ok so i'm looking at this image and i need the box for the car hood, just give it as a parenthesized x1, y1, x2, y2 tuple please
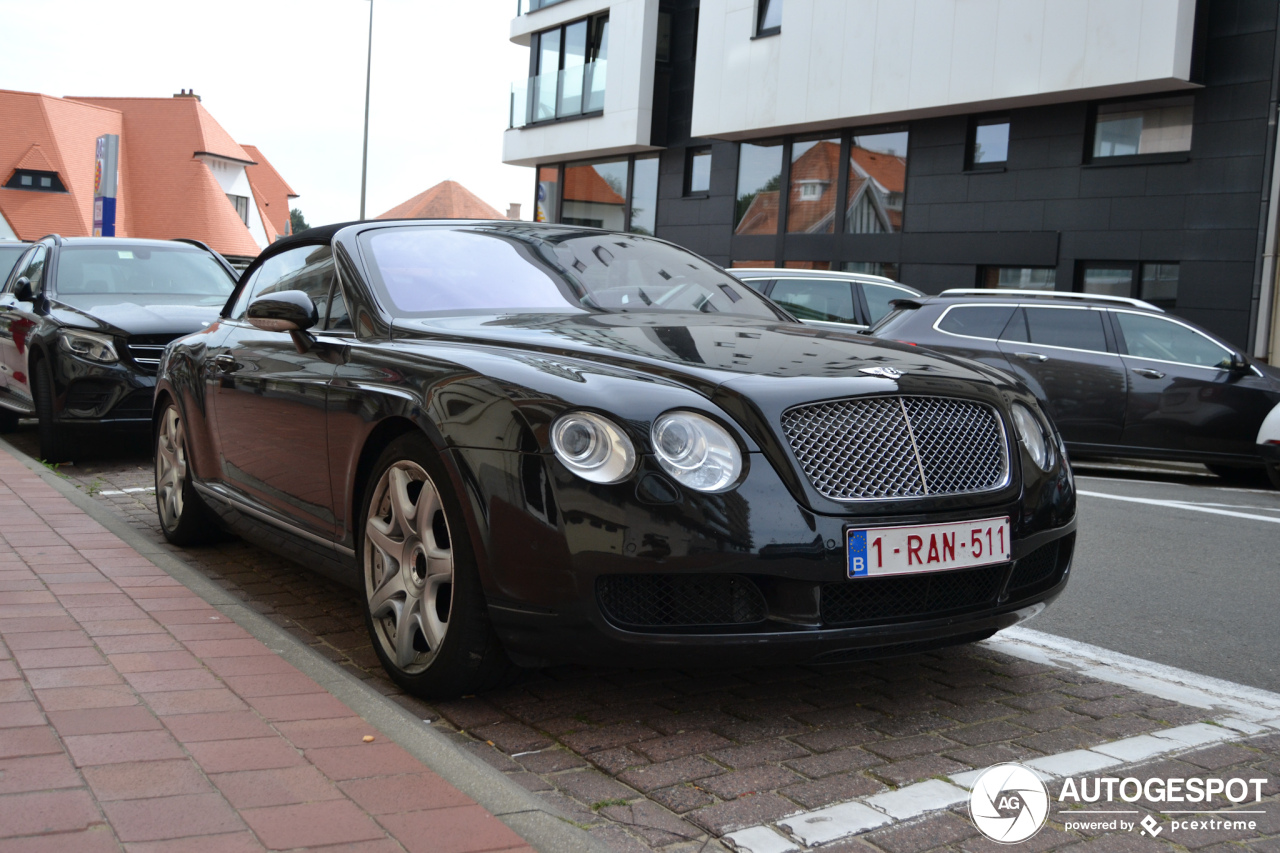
(50, 295, 223, 337)
(394, 312, 1014, 398)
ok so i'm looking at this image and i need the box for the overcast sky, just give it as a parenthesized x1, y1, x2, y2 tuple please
(0, 0, 534, 226)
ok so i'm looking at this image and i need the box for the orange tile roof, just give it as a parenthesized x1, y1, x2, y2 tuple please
(69, 96, 263, 257)
(0, 89, 123, 238)
(563, 165, 625, 206)
(378, 180, 505, 220)
(242, 145, 297, 241)
(786, 141, 840, 234)
(850, 146, 906, 194)
(14, 144, 56, 172)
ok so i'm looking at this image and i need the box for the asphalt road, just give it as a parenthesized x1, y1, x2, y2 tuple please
(1035, 464, 1280, 693)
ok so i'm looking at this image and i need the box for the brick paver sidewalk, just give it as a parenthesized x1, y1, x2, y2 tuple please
(0, 449, 536, 852)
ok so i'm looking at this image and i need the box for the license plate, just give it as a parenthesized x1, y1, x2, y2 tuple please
(846, 516, 1011, 578)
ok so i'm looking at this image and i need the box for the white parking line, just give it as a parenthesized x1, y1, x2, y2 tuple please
(1077, 489, 1280, 525)
(97, 486, 155, 496)
(722, 629, 1280, 852)
(1076, 474, 1278, 496)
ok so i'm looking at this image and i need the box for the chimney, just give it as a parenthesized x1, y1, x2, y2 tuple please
(173, 89, 201, 102)
(506, 203, 522, 221)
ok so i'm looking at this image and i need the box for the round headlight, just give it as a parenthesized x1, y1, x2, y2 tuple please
(1010, 403, 1051, 472)
(550, 412, 636, 484)
(651, 411, 742, 492)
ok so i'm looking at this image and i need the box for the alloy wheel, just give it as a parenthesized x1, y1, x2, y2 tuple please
(364, 461, 454, 673)
(155, 406, 187, 531)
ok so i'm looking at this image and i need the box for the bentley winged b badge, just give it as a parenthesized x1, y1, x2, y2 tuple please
(859, 366, 904, 379)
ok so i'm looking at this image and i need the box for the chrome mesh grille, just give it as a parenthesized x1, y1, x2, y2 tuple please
(781, 396, 1008, 500)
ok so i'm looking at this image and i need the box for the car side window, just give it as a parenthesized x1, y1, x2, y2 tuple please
(3, 248, 36, 292)
(325, 278, 351, 332)
(1023, 307, 1108, 352)
(20, 246, 49, 297)
(1115, 312, 1232, 367)
(938, 305, 1017, 339)
(769, 278, 855, 323)
(862, 283, 913, 325)
(230, 245, 333, 321)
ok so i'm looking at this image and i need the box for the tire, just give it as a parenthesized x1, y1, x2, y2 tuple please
(33, 358, 69, 463)
(154, 400, 219, 545)
(1266, 461, 1280, 490)
(0, 407, 19, 434)
(359, 432, 510, 698)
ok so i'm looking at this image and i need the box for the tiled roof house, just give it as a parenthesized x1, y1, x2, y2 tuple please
(0, 89, 295, 262)
(377, 181, 505, 220)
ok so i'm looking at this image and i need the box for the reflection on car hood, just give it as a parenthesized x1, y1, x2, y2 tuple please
(395, 312, 1007, 390)
(51, 295, 223, 337)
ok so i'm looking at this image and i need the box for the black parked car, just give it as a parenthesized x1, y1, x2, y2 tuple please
(870, 290, 1280, 487)
(155, 221, 1076, 697)
(0, 235, 238, 460)
(729, 268, 922, 331)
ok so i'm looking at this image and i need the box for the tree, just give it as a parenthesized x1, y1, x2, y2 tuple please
(289, 208, 310, 234)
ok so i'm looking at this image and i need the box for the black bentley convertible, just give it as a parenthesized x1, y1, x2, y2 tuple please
(154, 221, 1077, 697)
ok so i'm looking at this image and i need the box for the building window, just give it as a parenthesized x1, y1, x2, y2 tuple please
(980, 267, 1056, 290)
(4, 169, 66, 192)
(535, 166, 560, 223)
(526, 14, 608, 126)
(1091, 95, 1193, 160)
(1140, 263, 1179, 309)
(843, 261, 900, 281)
(227, 194, 250, 225)
(757, 0, 782, 36)
(536, 155, 659, 234)
(629, 154, 660, 235)
(847, 129, 908, 234)
(685, 146, 712, 195)
(787, 138, 838, 234)
(1080, 263, 1137, 298)
(968, 116, 1010, 169)
(735, 142, 783, 234)
(563, 159, 628, 230)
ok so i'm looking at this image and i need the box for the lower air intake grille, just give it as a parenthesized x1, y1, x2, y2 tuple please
(597, 574, 767, 628)
(781, 396, 1009, 500)
(1007, 534, 1073, 597)
(820, 564, 1008, 627)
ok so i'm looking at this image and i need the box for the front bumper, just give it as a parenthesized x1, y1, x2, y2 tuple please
(456, 441, 1077, 668)
(53, 354, 156, 427)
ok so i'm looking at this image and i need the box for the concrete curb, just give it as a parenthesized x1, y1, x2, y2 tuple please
(3, 437, 607, 853)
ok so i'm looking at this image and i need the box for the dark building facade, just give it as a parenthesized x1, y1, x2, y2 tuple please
(505, 0, 1280, 359)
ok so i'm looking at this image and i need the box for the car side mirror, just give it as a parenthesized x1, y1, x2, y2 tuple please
(247, 290, 320, 354)
(1228, 352, 1250, 374)
(12, 277, 33, 302)
(247, 290, 319, 333)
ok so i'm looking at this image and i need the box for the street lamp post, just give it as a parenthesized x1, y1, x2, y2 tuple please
(359, 0, 374, 220)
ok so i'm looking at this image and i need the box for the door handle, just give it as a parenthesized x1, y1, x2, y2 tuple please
(1014, 352, 1048, 362)
(1131, 367, 1165, 379)
(212, 354, 238, 373)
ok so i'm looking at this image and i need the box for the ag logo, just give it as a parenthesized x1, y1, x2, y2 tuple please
(859, 366, 903, 379)
(969, 763, 1050, 844)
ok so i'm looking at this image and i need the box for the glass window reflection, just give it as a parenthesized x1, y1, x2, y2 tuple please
(787, 138, 839, 234)
(563, 159, 628, 231)
(758, 0, 782, 34)
(630, 155, 660, 235)
(847, 130, 908, 234)
(1093, 96, 1193, 158)
(735, 142, 783, 234)
(971, 118, 1010, 167)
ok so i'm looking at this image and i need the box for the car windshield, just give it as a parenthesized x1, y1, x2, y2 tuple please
(360, 225, 786, 320)
(54, 246, 236, 306)
(0, 245, 27, 282)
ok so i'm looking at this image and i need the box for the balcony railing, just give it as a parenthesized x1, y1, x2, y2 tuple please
(510, 60, 606, 129)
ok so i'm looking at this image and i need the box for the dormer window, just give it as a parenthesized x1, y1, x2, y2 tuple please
(797, 180, 827, 201)
(5, 170, 66, 192)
